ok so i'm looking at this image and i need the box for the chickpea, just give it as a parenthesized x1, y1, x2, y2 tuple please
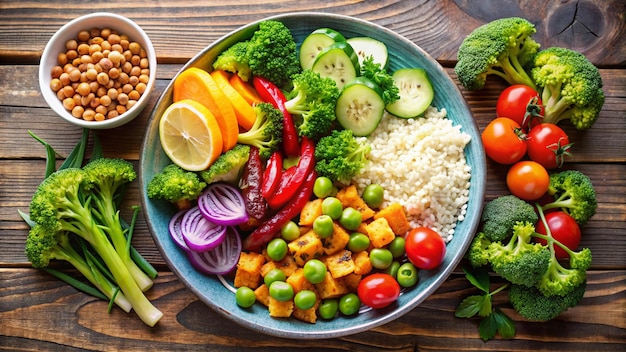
(72, 105, 85, 118)
(128, 90, 140, 101)
(117, 92, 129, 105)
(108, 67, 120, 79)
(107, 88, 118, 100)
(77, 43, 90, 55)
(91, 50, 104, 63)
(94, 112, 106, 121)
(65, 39, 78, 51)
(57, 52, 68, 66)
(135, 82, 147, 94)
(62, 85, 74, 98)
(129, 65, 141, 77)
(50, 78, 63, 91)
(62, 97, 76, 110)
(85, 68, 98, 81)
(68, 69, 81, 82)
(129, 41, 141, 55)
(82, 108, 96, 121)
(89, 27, 100, 38)
(66, 50, 78, 61)
(100, 95, 112, 106)
(117, 72, 129, 85)
(140, 57, 149, 69)
(108, 33, 121, 45)
(77, 30, 90, 42)
(107, 110, 119, 119)
(97, 72, 110, 85)
(100, 28, 112, 38)
(128, 75, 139, 87)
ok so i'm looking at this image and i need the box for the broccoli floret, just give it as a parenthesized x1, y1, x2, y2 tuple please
(29, 168, 163, 326)
(508, 281, 586, 321)
(481, 195, 538, 242)
(147, 163, 207, 210)
(466, 232, 493, 268)
(315, 129, 371, 185)
(25, 224, 132, 312)
(542, 170, 597, 225)
(454, 17, 539, 90)
(488, 222, 551, 287)
(212, 41, 252, 81)
(200, 144, 250, 185)
(360, 56, 400, 105)
(530, 47, 605, 130)
(237, 102, 284, 159)
(284, 69, 340, 140)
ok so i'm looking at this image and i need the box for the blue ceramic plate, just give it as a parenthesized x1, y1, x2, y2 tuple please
(140, 12, 486, 339)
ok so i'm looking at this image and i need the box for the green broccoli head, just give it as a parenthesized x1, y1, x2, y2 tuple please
(454, 17, 539, 90)
(212, 41, 252, 81)
(508, 281, 586, 321)
(247, 20, 301, 87)
(25, 224, 67, 268)
(200, 144, 250, 184)
(466, 232, 493, 268)
(147, 164, 207, 210)
(82, 157, 137, 201)
(530, 47, 604, 129)
(488, 222, 551, 287)
(543, 170, 597, 225)
(536, 252, 587, 298)
(237, 102, 284, 159)
(481, 195, 538, 242)
(314, 129, 371, 185)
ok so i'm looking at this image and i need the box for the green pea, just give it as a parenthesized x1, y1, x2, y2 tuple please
(303, 259, 327, 284)
(339, 207, 362, 231)
(321, 197, 343, 220)
(388, 236, 406, 258)
(235, 286, 256, 308)
(339, 293, 361, 316)
(348, 232, 370, 252)
(268, 281, 294, 302)
(362, 184, 384, 208)
(369, 248, 393, 269)
(397, 262, 419, 288)
(313, 215, 334, 238)
(314, 176, 334, 198)
(294, 290, 317, 310)
(318, 299, 339, 320)
(281, 221, 301, 241)
(263, 268, 286, 287)
(384, 260, 401, 278)
(266, 238, 288, 261)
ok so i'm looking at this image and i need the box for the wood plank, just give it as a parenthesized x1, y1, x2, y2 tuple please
(1, 268, 624, 350)
(0, 0, 624, 66)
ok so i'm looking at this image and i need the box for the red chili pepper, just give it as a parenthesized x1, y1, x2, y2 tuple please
(241, 146, 268, 221)
(252, 76, 299, 157)
(261, 151, 283, 200)
(266, 137, 315, 210)
(243, 170, 317, 251)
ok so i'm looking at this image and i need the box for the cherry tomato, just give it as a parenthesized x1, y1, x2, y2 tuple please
(496, 84, 544, 131)
(404, 227, 446, 270)
(481, 117, 527, 165)
(527, 123, 572, 169)
(534, 211, 581, 259)
(357, 273, 400, 309)
(506, 160, 549, 201)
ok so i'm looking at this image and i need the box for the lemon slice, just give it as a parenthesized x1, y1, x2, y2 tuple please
(159, 99, 223, 171)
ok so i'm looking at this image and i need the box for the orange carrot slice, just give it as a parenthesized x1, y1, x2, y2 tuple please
(173, 67, 238, 151)
(211, 70, 257, 131)
(229, 73, 263, 106)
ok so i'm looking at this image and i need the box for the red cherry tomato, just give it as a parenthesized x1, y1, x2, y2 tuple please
(496, 84, 544, 131)
(404, 227, 446, 270)
(481, 117, 527, 165)
(527, 123, 572, 169)
(534, 211, 581, 259)
(506, 160, 549, 201)
(357, 273, 400, 309)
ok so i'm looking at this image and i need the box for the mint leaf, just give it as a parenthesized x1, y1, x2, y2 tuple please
(455, 295, 484, 318)
(479, 313, 498, 341)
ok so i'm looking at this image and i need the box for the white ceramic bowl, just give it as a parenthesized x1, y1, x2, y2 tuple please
(39, 12, 156, 129)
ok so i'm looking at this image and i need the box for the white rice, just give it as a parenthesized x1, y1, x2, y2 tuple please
(353, 107, 472, 242)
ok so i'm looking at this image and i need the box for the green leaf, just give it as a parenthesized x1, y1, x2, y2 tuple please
(478, 313, 498, 341)
(90, 131, 104, 161)
(60, 128, 90, 170)
(463, 266, 491, 293)
(28, 130, 58, 178)
(477, 294, 493, 317)
(455, 295, 484, 318)
(43, 268, 108, 301)
(18, 209, 36, 228)
(494, 309, 516, 339)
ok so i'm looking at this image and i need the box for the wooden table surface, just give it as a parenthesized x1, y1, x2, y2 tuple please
(1, 1, 625, 351)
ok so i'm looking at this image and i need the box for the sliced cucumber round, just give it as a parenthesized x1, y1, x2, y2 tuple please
(336, 77, 385, 136)
(299, 28, 346, 70)
(346, 36, 389, 68)
(385, 68, 434, 118)
(311, 42, 360, 90)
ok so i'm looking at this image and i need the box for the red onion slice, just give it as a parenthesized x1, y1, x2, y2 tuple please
(181, 206, 226, 252)
(187, 226, 242, 275)
(198, 183, 249, 226)
(168, 209, 190, 251)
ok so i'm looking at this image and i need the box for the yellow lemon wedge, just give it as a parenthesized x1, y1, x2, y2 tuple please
(159, 99, 223, 171)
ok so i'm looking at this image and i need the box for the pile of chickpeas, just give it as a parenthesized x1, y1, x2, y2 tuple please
(49, 27, 150, 121)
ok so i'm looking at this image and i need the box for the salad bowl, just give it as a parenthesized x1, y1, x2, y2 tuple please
(140, 12, 486, 339)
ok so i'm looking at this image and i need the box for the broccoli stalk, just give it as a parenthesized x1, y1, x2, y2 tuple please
(314, 129, 371, 185)
(29, 168, 163, 327)
(284, 70, 340, 140)
(530, 47, 605, 130)
(454, 17, 539, 90)
(237, 102, 284, 160)
(82, 158, 153, 292)
(147, 163, 207, 210)
(541, 170, 598, 225)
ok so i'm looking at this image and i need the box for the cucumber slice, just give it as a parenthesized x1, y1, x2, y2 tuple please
(311, 42, 360, 90)
(335, 77, 385, 136)
(346, 37, 389, 68)
(299, 28, 346, 70)
(385, 68, 434, 118)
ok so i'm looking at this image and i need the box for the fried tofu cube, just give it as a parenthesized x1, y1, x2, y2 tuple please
(374, 202, 411, 235)
(323, 249, 355, 279)
(365, 217, 396, 248)
(299, 198, 323, 226)
(268, 297, 293, 318)
(254, 284, 270, 306)
(352, 250, 373, 275)
(292, 301, 320, 324)
(286, 268, 317, 293)
(234, 251, 266, 289)
(340, 272, 362, 292)
(315, 271, 348, 299)
(288, 230, 324, 266)
(322, 222, 350, 255)
(336, 185, 375, 220)
(260, 255, 298, 278)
